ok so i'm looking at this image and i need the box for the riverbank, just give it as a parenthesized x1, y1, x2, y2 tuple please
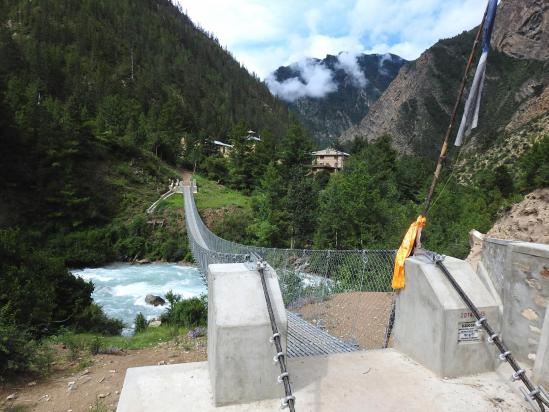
(0, 327, 206, 412)
(71, 263, 206, 335)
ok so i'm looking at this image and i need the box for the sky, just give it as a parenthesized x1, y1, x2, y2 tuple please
(177, 0, 485, 80)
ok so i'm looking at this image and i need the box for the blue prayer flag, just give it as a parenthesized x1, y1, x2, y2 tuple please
(455, 0, 498, 146)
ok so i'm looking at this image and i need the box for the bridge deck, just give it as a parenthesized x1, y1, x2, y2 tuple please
(287, 311, 358, 357)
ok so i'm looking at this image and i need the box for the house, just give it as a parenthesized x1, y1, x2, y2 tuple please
(311, 148, 349, 173)
(212, 140, 234, 157)
(211, 131, 260, 157)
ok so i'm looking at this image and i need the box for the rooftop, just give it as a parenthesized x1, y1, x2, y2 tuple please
(312, 148, 350, 156)
(212, 140, 233, 148)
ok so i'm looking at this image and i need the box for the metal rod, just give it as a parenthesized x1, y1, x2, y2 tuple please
(422, 7, 488, 216)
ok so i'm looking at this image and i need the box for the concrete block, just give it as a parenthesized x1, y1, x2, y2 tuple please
(394, 256, 499, 378)
(208, 262, 287, 406)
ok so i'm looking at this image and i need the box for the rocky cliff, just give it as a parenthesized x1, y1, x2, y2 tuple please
(492, 0, 549, 61)
(339, 0, 548, 161)
(269, 53, 406, 145)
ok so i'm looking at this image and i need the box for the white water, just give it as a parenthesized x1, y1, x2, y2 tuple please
(71, 263, 206, 332)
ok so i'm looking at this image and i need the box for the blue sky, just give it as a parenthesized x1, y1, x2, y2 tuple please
(177, 0, 485, 79)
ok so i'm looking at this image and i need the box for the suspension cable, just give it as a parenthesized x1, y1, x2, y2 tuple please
(427, 252, 549, 411)
(422, 6, 487, 216)
(255, 256, 296, 412)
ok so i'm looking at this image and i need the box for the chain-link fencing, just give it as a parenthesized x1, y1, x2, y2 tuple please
(184, 185, 397, 351)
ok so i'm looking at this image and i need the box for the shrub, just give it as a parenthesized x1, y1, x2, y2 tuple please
(89, 336, 103, 355)
(517, 135, 549, 192)
(161, 291, 207, 328)
(0, 305, 55, 378)
(72, 303, 124, 335)
(0, 305, 34, 377)
(134, 313, 147, 334)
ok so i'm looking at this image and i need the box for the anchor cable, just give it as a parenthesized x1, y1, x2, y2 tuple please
(430, 253, 548, 411)
(256, 257, 296, 411)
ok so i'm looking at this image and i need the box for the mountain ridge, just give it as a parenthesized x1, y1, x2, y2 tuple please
(338, 0, 548, 162)
(268, 52, 406, 145)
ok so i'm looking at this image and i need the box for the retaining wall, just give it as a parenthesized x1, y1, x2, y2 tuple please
(478, 238, 549, 385)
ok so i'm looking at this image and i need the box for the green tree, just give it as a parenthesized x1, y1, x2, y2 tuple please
(517, 136, 549, 192)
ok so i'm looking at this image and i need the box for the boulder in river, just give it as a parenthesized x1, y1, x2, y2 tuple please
(145, 294, 165, 306)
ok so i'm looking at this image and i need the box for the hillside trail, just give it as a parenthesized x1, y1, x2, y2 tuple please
(0, 337, 206, 412)
(180, 169, 192, 186)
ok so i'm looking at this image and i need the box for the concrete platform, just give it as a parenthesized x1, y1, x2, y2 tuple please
(117, 349, 531, 411)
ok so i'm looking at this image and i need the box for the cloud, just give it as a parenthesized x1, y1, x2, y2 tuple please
(178, 0, 486, 79)
(335, 51, 367, 87)
(266, 59, 337, 102)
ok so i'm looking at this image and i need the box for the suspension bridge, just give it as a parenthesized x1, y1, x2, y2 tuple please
(183, 182, 396, 356)
(117, 180, 549, 411)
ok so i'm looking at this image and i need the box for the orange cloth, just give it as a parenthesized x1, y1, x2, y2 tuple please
(391, 215, 427, 289)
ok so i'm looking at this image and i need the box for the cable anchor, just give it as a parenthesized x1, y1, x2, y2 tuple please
(277, 372, 289, 384)
(270, 333, 280, 344)
(433, 253, 445, 263)
(475, 317, 486, 327)
(273, 352, 285, 363)
(511, 369, 525, 381)
(498, 351, 511, 361)
(519, 387, 544, 412)
(257, 260, 267, 271)
(280, 395, 295, 409)
(487, 333, 499, 343)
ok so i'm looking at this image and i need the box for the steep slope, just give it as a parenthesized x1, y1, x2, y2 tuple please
(269, 53, 406, 145)
(483, 188, 549, 244)
(468, 188, 549, 267)
(339, 0, 548, 160)
(0, 0, 289, 263)
(491, 0, 549, 60)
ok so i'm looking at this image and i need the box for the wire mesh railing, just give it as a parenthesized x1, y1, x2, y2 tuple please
(183, 184, 397, 350)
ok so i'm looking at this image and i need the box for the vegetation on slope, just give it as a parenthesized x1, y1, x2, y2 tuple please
(203, 123, 547, 260)
(0, 0, 290, 378)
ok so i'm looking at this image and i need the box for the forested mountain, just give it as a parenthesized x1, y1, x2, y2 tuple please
(269, 53, 406, 145)
(0, 0, 289, 232)
(339, 0, 548, 162)
(0, 0, 292, 374)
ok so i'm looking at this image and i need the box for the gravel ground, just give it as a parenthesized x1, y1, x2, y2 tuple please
(297, 291, 395, 349)
(1, 336, 207, 412)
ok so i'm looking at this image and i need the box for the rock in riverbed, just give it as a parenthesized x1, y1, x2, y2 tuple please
(145, 294, 165, 306)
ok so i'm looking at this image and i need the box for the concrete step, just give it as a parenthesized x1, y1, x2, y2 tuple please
(117, 349, 530, 411)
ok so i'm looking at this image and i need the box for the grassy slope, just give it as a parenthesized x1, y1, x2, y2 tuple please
(155, 192, 184, 213)
(56, 325, 190, 351)
(193, 174, 251, 210)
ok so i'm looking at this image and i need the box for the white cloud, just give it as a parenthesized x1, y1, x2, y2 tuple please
(265, 59, 337, 102)
(177, 0, 487, 79)
(335, 51, 367, 87)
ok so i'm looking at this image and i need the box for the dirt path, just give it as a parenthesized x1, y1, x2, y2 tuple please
(1, 337, 206, 412)
(180, 169, 192, 186)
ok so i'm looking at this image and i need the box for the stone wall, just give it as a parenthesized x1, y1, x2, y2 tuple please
(478, 238, 549, 384)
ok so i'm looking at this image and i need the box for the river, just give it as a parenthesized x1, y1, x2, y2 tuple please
(71, 263, 206, 333)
